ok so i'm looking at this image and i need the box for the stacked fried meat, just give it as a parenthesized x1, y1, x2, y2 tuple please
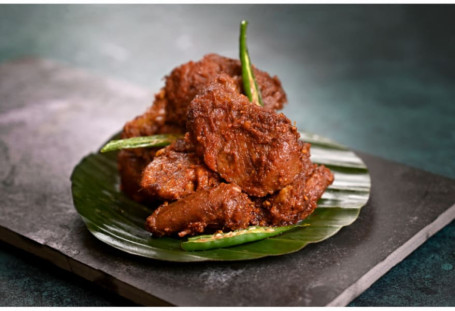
(118, 54, 334, 237)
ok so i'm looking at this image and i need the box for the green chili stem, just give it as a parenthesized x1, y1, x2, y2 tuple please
(181, 224, 308, 251)
(239, 20, 264, 107)
(100, 134, 182, 153)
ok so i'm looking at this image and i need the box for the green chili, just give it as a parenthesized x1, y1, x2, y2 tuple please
(100, 134, 182, 153)
(239, 20, 264, 107)
(181, 224, 308, 251)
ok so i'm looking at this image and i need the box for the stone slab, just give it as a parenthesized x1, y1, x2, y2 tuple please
(0, 58, 454, 306)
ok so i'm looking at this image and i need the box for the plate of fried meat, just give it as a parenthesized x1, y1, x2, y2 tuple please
(71, 21, 370, 262)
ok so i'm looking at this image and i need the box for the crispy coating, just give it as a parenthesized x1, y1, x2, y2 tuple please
(118, 91, 184, 202)
(164, 54, 287, 127)
(187, 74, 303, 197)
(249, 142, 334, 226)
(121, 90, 183, 158)
(119, 53, 287, 202)
(122, 90, 167, 139)
(261, 164, 334, 226)
(117, 53, 334, 236)
(141, 139, 220, 201)
(118, 149, 155, 203)
(146, 183, 255, 237)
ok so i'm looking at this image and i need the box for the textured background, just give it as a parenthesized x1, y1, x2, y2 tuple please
(0, 4, 454, 306)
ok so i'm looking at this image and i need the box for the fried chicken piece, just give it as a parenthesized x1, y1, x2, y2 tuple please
(140, 138, 220, 201)
(187, 74, 303, 197)
(164, 54, 287, 128)
(146, 183, 255, 237)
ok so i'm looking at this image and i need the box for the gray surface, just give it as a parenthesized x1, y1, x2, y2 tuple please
(0, 58, 454, 306)
(0, 241, 134, 306)
(1, 5, 455, 306)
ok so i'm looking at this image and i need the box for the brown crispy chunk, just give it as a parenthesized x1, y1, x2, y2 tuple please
(118, 91, 184, 203)
(140, 139, 220, 201)
(164, 54, 287, 127)
(121, 90, 183, 157)
(146, 183, 255, 237)
(118, 149, 155, 203)
(122, 89, 167, 139)
(262, 164, 334, 226)
(119, 54, 287, 203)
(118, 53, 334, 236)
(253, 143, 334, 225)
(187, 74, 303, 197)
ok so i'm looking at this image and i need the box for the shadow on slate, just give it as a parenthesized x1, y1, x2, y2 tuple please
(0, 58, 454, 306)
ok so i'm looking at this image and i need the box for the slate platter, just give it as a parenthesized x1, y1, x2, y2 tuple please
(0, 58, 454, 306)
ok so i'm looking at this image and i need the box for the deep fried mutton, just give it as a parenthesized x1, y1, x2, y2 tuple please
(119, 53, 287, 203)
(146, 183, 255, 237)
(122, 90, 167, 139)
(118, 149, 155, 203)
(140, 138, 220, 201)
(164, 54, 287, 127)
(118, 91, 183, 203)
(187, 74, 304, 197)
(261, 163, 334, 226)
(243, 142, 333, 226)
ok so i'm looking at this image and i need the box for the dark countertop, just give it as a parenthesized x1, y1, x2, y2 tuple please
(0, 4, 454, 306)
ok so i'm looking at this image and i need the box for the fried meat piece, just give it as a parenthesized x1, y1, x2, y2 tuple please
(146, 183, 255, 237)
(140, 139, 220, 201)
(253, 143, 334, 226)
(121, 90, 183, 157)
(119, 54, 287, 203)
(187, 74, 303, 197)
(164, 54, 287, 127)
(122, 90, 167, 139)
(261, 164, 334, 226)
(118, 149, 155, 203)
(118, 91, 184, 203)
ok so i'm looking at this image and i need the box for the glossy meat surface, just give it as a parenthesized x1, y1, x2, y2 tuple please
(146, 183, 255, 237)
(141, 139, 220, 201)
(187, 74, 304, 197)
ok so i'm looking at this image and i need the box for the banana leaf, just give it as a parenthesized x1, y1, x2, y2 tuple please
(70, 131, 370, 262)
